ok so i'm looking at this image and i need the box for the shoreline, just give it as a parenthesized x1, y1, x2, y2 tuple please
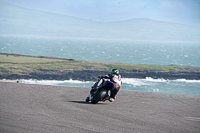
(0, 69, 200, 81)
(1, 53, 200, 81)
(0, 79, 20, 83)
(1, 75, 200, 84)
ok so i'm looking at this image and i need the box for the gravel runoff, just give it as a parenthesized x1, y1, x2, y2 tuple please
(0, 82, 200, 133)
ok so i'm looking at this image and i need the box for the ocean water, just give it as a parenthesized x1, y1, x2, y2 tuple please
(20, 78, 200, 95)
(1, 36, 200, 66)
(1, 36, 200, 95)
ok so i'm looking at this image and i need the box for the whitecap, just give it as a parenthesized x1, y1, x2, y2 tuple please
(21, 79, 94, 86)
(145, 77, 168, 82)
(174, 79, 200, 83)
(122, 77, 170, 86)
(153, 89, 159, 92)
(122, 78, 151, 86)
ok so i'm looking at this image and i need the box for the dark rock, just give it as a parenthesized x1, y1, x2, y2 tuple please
(0, 69, 199, 81)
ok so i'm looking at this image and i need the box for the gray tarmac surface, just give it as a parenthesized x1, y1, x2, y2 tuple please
(0, 82, 200, 133)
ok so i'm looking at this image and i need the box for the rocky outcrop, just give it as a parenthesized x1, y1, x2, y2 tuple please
(0, 69, 199, 81)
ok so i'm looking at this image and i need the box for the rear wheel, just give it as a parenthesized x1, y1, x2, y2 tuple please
(91, 89, 107, 104)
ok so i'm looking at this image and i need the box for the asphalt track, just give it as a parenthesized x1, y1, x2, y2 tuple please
(0, 82, 200, 133)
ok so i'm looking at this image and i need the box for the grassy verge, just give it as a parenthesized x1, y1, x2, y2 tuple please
(0, 53, 199, 75)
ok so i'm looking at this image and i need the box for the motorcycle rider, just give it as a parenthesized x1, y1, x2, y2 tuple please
(86, 69, 122, 102)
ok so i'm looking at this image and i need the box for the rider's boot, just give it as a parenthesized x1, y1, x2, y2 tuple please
(109, 98, 115, 102)
(109, 88, 119, 102)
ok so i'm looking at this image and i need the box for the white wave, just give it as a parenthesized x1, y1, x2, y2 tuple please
(145, 77, 169, 82)
(20, 77, 200, 87)
(122, 78, 150, 86)
(63, 79, 93, 83)
(21, 79, 93, 85)
(174, 79, 200, 83)
(122, 77, 200, 86)
(122, 77, 169, 86)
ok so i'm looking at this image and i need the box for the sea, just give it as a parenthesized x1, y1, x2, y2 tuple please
(1, 35, 200, 95)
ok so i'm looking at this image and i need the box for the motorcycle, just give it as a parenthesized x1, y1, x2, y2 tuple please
(85, 78, 114, 104)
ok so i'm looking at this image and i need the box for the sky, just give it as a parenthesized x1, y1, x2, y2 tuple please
(1, 0, 200, 26)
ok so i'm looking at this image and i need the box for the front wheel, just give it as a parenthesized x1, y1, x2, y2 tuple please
(91, 88, 107, 104)
(85, 97, 89, 102)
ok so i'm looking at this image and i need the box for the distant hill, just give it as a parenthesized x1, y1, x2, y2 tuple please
(0, 1, 200, 42)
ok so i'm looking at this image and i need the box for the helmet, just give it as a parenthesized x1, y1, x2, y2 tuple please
(111, 69, 119, 75)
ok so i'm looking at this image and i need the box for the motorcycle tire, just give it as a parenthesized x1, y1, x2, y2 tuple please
(85, 97, 89, 102)
(91, 88, 107, 104)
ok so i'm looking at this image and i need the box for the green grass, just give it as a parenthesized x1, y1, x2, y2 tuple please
(0, 53, 199, 75)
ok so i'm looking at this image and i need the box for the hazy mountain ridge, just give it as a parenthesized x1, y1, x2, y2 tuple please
(0, 2, 200, 42)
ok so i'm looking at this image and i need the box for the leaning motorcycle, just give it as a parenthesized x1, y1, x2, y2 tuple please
(85, 79, 114, 104)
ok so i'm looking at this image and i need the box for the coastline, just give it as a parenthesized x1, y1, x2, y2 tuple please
(0, 69, 200, 81)
(1, 53, 200, 81)
(0, 79, 20, 83)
